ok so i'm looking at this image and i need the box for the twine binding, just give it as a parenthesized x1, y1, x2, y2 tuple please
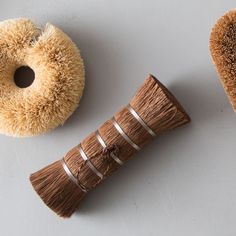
(78, 144, 104, 179)
(95, 130, 123, 165)
(61, 158, 87, 193)
(62, 105, 156, 190)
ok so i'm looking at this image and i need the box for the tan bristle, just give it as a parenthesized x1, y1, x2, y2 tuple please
(210, 10, 236, 111)
(30, 75, 190, 217)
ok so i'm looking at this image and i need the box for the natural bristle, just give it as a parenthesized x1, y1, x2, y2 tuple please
(151, 75, 191, 125)
(210, 10, 236, 111)
(30, 160, 86, 217)
(130, 75, 190, 133)
(30, 75, 190, 217)
(0, 18, 85, 136)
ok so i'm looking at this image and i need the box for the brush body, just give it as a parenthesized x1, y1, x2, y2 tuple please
(210, 10, 236, 111)
(30, 75, 190, 217)
(0, 18, 85, 136)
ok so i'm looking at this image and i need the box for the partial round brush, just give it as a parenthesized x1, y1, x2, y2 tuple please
(30, 75, 190, 217)
(210, 9, 236, 111)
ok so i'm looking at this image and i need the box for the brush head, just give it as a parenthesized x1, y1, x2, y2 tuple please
(30, 160, 86, 218)
(130, 75, 190, 132)
(210, 10, 236, 111)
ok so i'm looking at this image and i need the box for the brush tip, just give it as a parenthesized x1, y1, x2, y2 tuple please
(30, 160, 86, 218)
(149, 74, 190, 123)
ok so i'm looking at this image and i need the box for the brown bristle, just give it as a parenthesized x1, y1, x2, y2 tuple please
(130, 75, 190, 132)
(30, 75, 190, 217)
(30, 160, 86, 217)
(210, 10, 236, 111)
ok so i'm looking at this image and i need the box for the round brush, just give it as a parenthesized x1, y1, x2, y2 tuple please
(30, 74, 190, 217)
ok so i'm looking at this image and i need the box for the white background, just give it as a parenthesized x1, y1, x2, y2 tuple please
(0, 0, 236, 235)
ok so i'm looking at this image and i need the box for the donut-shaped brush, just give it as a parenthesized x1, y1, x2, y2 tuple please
(0, 18, 84, 136)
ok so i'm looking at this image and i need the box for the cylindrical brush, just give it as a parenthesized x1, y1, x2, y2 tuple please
(30, 75, 190, 217)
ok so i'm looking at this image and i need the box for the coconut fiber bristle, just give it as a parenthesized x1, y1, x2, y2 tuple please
(210, 10, 236, 111)
(30, 75, 190, 217)
(30, 160, 86, 217)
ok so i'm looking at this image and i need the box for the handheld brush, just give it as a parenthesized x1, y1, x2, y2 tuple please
(30, 75, 190, 217)
(210, 10, 236, 111)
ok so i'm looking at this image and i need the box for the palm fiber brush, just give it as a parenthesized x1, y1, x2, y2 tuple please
(210, 10, 236, 111)
(30, 75, 190, 217)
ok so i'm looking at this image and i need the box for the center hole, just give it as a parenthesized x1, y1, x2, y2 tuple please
(14, 66, 35, 88)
